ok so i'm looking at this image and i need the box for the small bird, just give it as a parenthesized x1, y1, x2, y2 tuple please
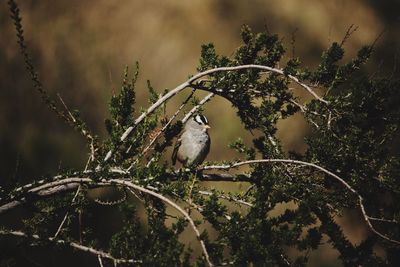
(172, 114, 211, 167)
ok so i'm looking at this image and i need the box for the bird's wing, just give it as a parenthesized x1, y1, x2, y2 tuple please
(205, 134, 211, 155)
(171, 137, 181, 165)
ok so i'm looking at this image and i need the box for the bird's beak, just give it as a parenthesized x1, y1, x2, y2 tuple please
(204, 125, 211, 129)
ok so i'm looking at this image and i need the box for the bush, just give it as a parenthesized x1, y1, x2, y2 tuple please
(1, 1, 400, 266)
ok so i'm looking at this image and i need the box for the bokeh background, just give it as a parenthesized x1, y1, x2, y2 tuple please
(1, 1, 399, 266)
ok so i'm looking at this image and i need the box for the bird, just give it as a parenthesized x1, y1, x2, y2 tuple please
(172, 114, 211, 167)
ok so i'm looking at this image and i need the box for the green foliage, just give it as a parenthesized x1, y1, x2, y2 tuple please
(109, 202, 186, 266)
(3, 8, 400, 266)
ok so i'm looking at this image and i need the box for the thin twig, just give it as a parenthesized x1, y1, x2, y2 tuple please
(57, 94, 96, 164)
(53, 185, 81, 238)
(182, 93, 215, 124)
(198, 190, 253, 207)
(186, 176, 197, 214)
(98, 255, 104, 267)
(359, 198, 400, 245)
(367, 216, 399, 224)
(340, 24, 358, 47)
(141, 89, 196, 156)
(93, 189, 127, 206)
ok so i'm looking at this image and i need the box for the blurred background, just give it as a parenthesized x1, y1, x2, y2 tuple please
(1, 0, 399, 266)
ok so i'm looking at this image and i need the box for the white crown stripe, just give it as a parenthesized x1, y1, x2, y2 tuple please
(194, 115, 208, 125)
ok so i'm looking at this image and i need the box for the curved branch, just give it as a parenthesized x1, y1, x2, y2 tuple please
(102, 64, 327, 163)
(201, 159, 400, 245)
(201, 159, 356, 193)
(107, 179, 213, 266)
(2, 158, 400, 247)
(1, 182, 81, 215)
(0, 172, 251, 215)
(0, 177, 214, 266)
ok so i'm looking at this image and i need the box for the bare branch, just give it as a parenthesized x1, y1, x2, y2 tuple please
(0, 171, 251, 215)
(98, 255, 104, 267)
(359, 198, 400, 245)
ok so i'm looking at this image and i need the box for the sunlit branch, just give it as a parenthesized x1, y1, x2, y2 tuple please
(102, 64, 328, 164)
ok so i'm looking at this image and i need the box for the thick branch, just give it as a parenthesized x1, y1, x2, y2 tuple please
(0, 172, 251, 215)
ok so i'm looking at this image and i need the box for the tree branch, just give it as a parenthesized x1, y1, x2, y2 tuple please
(140, 89, 196, 156)
(102, 64, 327, 164)
(200, 159, 400, 245)
(182, 92, 215, 124)
(106, 179, 214, 266)
(4, 159, 398, 248)
(0, 230, 140, 264)
(1, 177, 214, 266)
(0, 171, 251, 215)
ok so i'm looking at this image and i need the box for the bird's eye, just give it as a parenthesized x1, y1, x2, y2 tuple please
(194, 115, 208, 125)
